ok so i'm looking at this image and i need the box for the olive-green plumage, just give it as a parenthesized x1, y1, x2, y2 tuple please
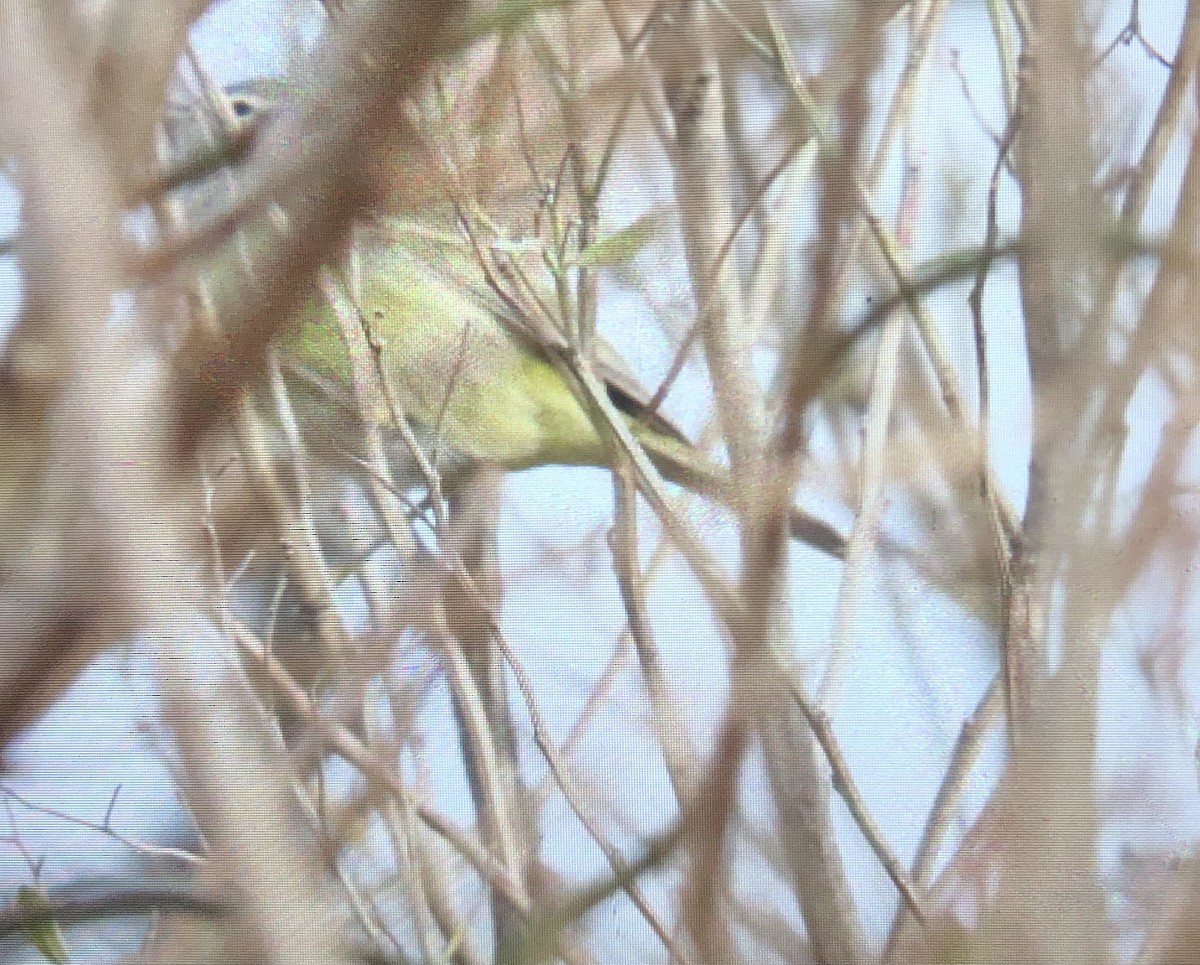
(170, 80, 846, 559)
(290, 239, 642, 471)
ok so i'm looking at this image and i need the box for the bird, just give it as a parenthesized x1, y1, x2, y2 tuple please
(164, 77, 849, 562)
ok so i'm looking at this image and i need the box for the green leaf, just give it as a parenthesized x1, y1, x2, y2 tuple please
(570, 211, 664, 269)
(16, 886, 71, 964)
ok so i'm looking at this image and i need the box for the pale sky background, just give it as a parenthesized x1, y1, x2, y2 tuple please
(2, 2, 1200, 962)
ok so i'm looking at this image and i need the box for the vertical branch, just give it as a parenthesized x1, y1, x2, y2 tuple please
(820, 0, 949, 710)
(994, 2, 1113, 959)
(610, 470, 700, 805)
(442, 474, 537, 952)
(651, 4, 771, 955)
(1098, 1, 1200, 593)
(0, 1, 192, 750)
(652, 3, 868, 961)
(156, 639, 359, 965)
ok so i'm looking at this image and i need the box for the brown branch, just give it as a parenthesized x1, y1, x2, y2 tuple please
(170, 0, 462, 452)
(0, 3, 190, 751)
(652, 3, 871, 961)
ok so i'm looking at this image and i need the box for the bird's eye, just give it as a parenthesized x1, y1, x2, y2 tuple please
(231, 98, 254, 118)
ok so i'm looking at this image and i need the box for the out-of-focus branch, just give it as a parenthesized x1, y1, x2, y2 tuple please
(1135, 850, 1200, 965)
(651, 3, 867, 962)
(1011, 3, 1108, 688)
(761, 3, 1022, 567)
(821, 0, 948, 709)
(227, 619, 528, 909)
(610, 470, 699, 804)
(87, 0, 214, 195)
(0, 881, 227, 945)
(0, 3, 191, 752)
(1100, 5, 1200, 593)
(154, 634, 360, 965)
(993, 3, 1113, 960)
(169, 0, 462, 451)
(882, 676, 1006, 961)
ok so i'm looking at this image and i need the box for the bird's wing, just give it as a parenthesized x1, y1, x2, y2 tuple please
(359, 217, 695, 448)
(588, 338, 692, 447)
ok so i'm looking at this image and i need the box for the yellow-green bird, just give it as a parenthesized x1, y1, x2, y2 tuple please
(167, 79, 846, 560)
